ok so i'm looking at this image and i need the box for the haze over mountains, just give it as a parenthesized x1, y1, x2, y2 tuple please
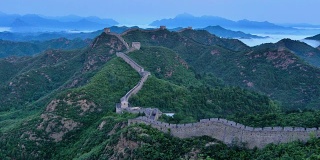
(1, 12, 319, 35)
(150, 13, 320, 35)
(0, 12, 118, 32)
(1, 11, 320, 48)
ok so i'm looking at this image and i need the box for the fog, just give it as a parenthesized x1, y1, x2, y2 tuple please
(300, 39, 320, 48)
(0, 27, 10, 32)
(239, 34, 320, 47)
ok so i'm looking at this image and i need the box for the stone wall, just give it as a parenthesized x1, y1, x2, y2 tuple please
(122, 71, 150, 102)
(177, 27, 193, 33)
(116, 52, 144, 74)
(106, 32, 129, 50)
(121, 28, 162, 36)
(116, 52, 151, 111)
(117, 30, 320, 149)
(128, 117, 320, 149)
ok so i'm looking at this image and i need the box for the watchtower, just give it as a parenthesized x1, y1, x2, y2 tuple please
(104, 28, 111, 34)
(160, 26, 166, 30)
(132, 42, 141, 50)
(120, 99, 129, 108)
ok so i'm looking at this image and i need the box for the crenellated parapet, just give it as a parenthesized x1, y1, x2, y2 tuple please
(115, 50, 162, 120)
(104, 29, 130, 50)
(128, 117, 320, 149)
(177, 27, 193, 33)
(116, 52, 145, 74)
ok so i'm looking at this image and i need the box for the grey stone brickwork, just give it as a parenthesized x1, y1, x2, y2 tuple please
(129, 117, 320, 149)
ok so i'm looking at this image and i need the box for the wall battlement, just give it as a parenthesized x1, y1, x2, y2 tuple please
(129, 117, 320, 149)
(105, 32, 130, 50)
(116, 52, 150, 105)
(116, 52, 145, 74)
(121, 28, 166, 36)
(115, 51, 162, 120)
(113, 33, 320, 149)
(177, 27, 193, 33)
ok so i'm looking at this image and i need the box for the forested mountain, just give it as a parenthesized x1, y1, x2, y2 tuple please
(122, 29, 320, 109)
(202, 25, 264, 39)
(306, 34, 320, 41)
(254, 38, 320, 67)
(0, 38, 92, 58)
(1, 29, 320, 159)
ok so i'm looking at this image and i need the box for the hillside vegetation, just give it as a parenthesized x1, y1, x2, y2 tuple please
(123, 29, 320, 110)
(0, 38, 92, 58)
(255, 38, 320, 67)
(1, 29, 320, 159)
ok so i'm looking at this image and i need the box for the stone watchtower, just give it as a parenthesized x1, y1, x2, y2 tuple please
(131, 42, 141, 50)
(121, 99, 129, 108)
(104, 28, 111, 34)
(160, 26, 166, 30)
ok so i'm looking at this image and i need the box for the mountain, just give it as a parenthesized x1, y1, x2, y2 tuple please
(150, 13, 292, 31)
(280, 23, 320, 29)
(151, 13, 234, 28)
(306, 34, 320, 41)
(122, 28, 320, 109)
(202, 25, 265, 39)
(51, 15, 117, 25)
(254, 38, 320, 67)
(0, 26, 137, 42)
(0, 30, 102, 41)
(1, 29, 320, 159)
(0, 38, 92, 58)
(10, 18, 31, 27)
(0, 12, 118, 32)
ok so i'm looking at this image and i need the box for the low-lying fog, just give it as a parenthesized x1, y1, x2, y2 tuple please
(0, 27, 10, 32)
(239, 34, 320, 48)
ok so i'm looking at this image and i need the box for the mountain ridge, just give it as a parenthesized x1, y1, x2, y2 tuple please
(122, 28, 320, 109)
(0, 12, 118, 32)
(201, 25, 265, 39)
(150, 13, 293, 31)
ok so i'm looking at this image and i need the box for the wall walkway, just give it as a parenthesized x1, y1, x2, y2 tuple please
(111, 29, 320, 149)
(129, 117, 320, 149)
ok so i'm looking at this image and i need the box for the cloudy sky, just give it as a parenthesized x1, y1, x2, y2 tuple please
(0, 0, 319, 25)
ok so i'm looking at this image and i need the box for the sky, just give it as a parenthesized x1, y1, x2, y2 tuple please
(0, 0, 319, 25)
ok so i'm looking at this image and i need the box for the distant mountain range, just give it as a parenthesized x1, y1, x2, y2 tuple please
(0, 25, 264, 41)
(150, 13, 291, 30)
(0, 13, 118, 32)
(170, 25, 264, 39)
(201, 26, 265, 39)
(150, 13, 320, 35)
(0, 26, 135, 41)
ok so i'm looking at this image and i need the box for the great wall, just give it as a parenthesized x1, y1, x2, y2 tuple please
(105, 27, 320, 149)
(129, 116, 320, 149)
